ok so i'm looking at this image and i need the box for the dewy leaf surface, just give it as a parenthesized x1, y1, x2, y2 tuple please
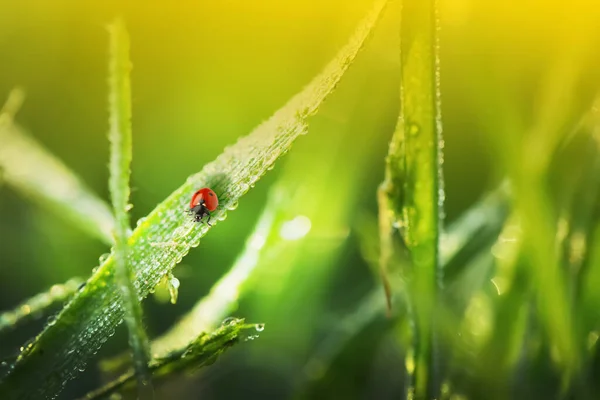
(378, 0, 444, 397)
(0, 278, 84, 335)
(106, 18, 153, 396)
(81, 319, 257, 400)
(0, 1, 389, 398)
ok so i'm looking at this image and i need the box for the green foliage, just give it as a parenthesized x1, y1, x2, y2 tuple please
(0, 277, 83, 335)
(0, 90, 115, 244)
(151, 182, 282, 356)
(378, 0, 443, 397)
(1, 1, 599, 399)
(299, 184, 509, 397)
(106, 18, 153, 396)
(0, 1, 389, 397)
(82, 319, 257, 400)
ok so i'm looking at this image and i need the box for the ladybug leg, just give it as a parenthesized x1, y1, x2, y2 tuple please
(206, 213, 212, 227)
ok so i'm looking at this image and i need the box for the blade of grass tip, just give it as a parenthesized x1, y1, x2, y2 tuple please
(0, 1, 390, 398)
(0, 89, 115, 244)
(0, 277, 84, 336)
(378, 0, 443, 397)
(81, 319, 257, 400)
(107, 18, 153, 397)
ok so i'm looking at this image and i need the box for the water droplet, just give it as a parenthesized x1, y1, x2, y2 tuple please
(244, 334, 260, 342)
(255, 323, 265, 332)
(221, 317, 238, 326)
(216, 213, 227, 222)
(136, 217, 147, 227)
(168, 275, 180, 305)
(125, 203, 133, 211)
(98, 253, 110, 264)
(227, 201, 239, 211)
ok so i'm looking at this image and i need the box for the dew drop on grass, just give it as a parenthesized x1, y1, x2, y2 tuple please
(255, 323, 265, 332)
(98, 253, 110, 264)
(189, 237, 201, 248)
(136, 217, 147, 227)
(167, 274, 180, 305)
(221, 317, 238, 326)
(172, 226, 188, 238)
(216, 213, 227, 222)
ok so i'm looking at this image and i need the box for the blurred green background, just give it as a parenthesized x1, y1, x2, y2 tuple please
(1, 0, 599, 399)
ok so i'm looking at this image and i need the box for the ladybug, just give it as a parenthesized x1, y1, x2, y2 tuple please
(189, 188, 219, 225)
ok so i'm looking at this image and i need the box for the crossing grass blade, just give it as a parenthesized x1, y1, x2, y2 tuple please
(106, 18, 154, 397)
(0, 90, 115, 245)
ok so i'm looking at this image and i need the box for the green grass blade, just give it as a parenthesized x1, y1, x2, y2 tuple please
(107, 18, 153, 396)
(0, 90, 115, 244)
(298, 289, 395, 393)
(568, 97, 600, 302)
(152, 186, 281, 357)
(0, 277, 84, 335)
(378, 0, 443, 397)
(508, 55, 586, 383)
(307, 184, 507, 395)
(0, 1, 389, 397)
(442, 183, 510, 281)
(81, 319, 258, 400)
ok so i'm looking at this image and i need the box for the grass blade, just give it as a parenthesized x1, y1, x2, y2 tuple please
(306, 184, 508, 395)
(81, 319, 257, 400)
(0, 278, 84, 335)
(504, 49, 587, 384)
(378, 0, 443, 397)
(107, 18, 153, 396)
(0, 90, 115, 244)
(567, 97, 600, 303)
(0, 1, 389, 397)
(152, 186, 281, 356)
(441, 183, 510, 281)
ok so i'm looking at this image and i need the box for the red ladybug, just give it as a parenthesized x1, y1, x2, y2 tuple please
(189, 188, 219, 225)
